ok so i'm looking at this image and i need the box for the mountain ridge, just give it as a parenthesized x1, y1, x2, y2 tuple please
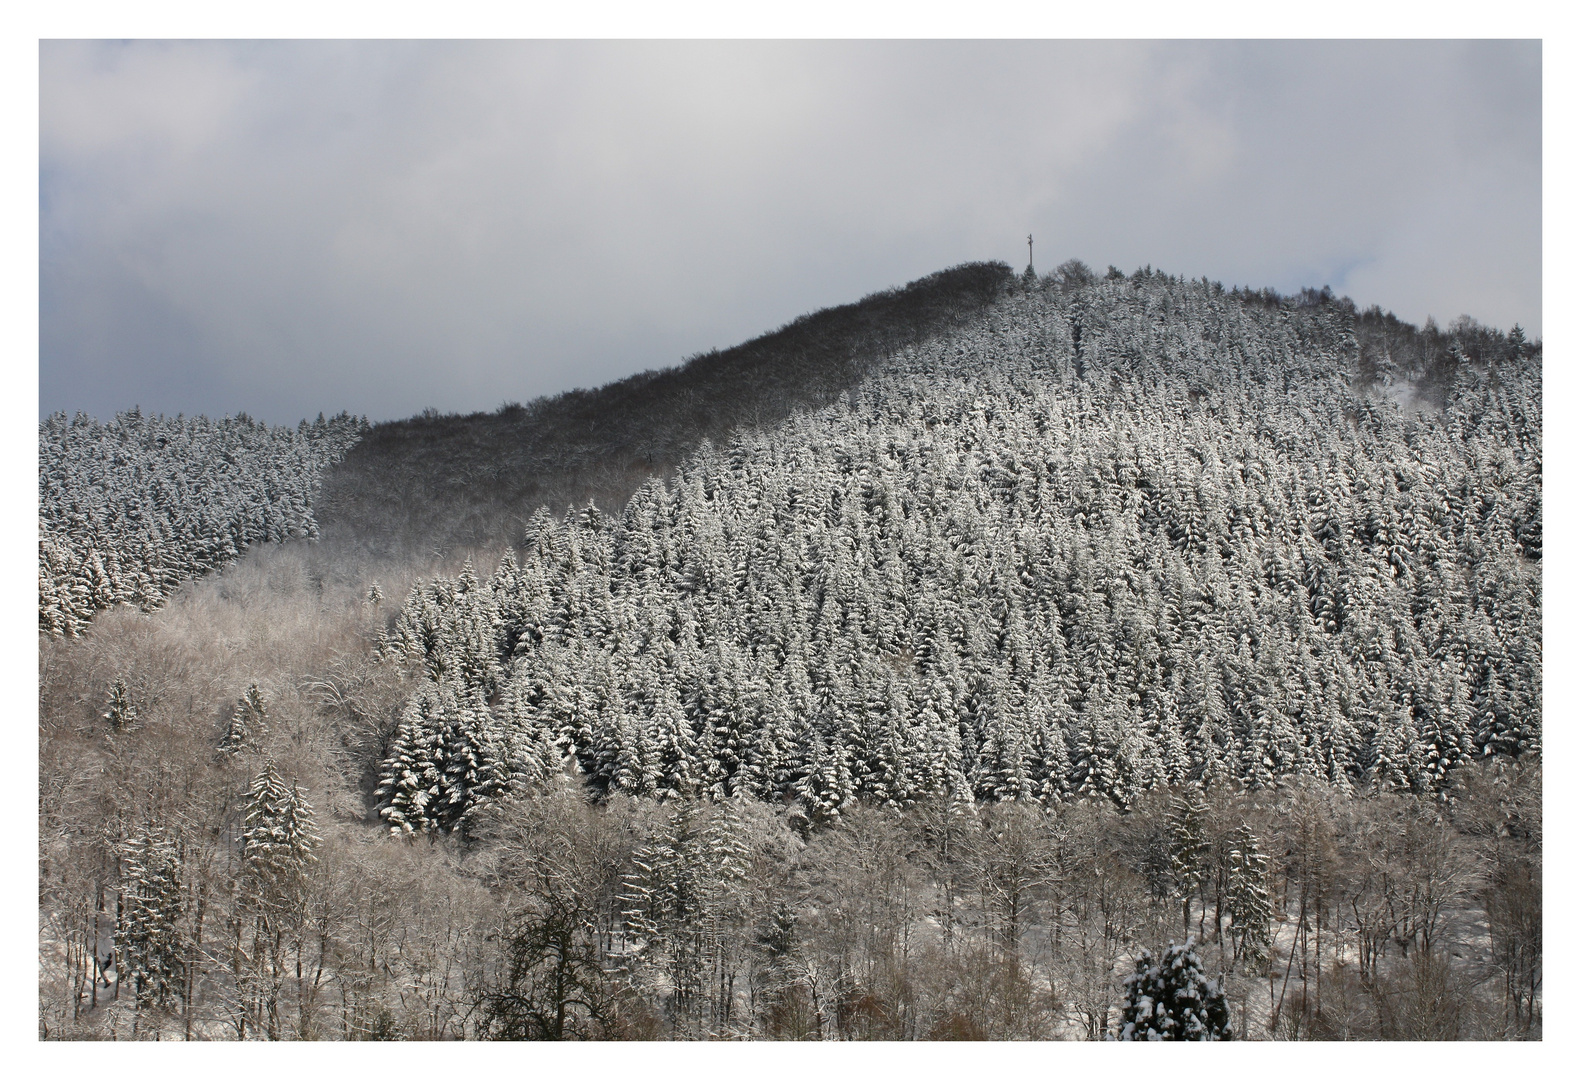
(314, 261, 1014, 560)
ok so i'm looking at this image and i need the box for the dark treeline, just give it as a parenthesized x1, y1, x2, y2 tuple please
(315, 262, 1013, 559)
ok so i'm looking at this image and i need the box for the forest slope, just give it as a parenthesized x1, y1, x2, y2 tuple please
(38, 410, 366, 635)
(375, 267, 1541, 831)
(314, 262, 1013, 560)
(39, 261, 1542, 1042)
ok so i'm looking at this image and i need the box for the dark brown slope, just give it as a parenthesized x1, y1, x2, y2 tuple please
(313, 261, 1013, 560)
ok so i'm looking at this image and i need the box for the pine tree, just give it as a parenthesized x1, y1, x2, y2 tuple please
(116, 825, 186, 1010)
(1225, 824, 1272, 968)
(650, 668, 701, 802)
(104, 677, 139, 732)
(1113, 938, 1233, 1040)
(1069, 706, 1122, 806)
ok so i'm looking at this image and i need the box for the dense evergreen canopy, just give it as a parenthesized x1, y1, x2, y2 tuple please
(376, 269, 1541, 831)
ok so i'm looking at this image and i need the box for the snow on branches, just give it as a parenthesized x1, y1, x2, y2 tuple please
(374, 273, 1541, 827)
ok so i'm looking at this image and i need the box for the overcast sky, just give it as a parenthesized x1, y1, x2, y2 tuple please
(39, 39, 1541, 426)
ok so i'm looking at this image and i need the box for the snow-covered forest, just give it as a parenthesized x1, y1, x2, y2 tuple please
(38, 263, 1541, 1041)
(375, 268, 1540, 830)
(39, 409, 367, 635)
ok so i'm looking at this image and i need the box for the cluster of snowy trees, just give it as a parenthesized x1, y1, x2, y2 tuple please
(49, 755, 324, 1040)
(375, 270, 1540, 831)
(39, 409, 367, 635)
(44, 761, 1538, 1040)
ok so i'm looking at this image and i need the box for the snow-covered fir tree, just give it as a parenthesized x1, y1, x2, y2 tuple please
(116, 825, 186, 1010)
(1113, 937, 1233, 1040)
(239, 761, 321, 913)
(1225, 824, 1272, 967)
(103, 677, 139, 732)
(620, 798, 755, 1026)
(218, 682, 269, 756)
(1167, 788, 1209, 933)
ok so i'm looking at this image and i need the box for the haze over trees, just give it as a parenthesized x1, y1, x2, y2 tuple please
(39, 409, 366, 636)
(39, 261, 1540, 1040)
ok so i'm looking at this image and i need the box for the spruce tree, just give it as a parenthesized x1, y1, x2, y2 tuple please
(218, 682, 268, 756)
(1225, 824, 1272, 968)
(239, 760, 321, 914)
(1113, 938, 1233, 1040)
(375, 684, 452, 834)
(116, 825, 186, 1011)
(103, 677, 139, 732)
(1167, 788, 1209, 934)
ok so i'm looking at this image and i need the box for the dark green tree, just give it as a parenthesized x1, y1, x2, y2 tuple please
(1114, 938, 1233, 1040)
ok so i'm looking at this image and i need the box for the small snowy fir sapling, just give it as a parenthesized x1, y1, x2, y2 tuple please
(1113, 937, 1233, 1041)
(103, 677, 139, 732)
(218, 682, 269, 756)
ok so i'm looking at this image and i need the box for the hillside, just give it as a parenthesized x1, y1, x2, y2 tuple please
(38, 260, 1542, 1041)
(314, 261, 1012, 559)
(374, 267, 1541, 830)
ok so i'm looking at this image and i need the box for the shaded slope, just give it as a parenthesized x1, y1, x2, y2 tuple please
(315, 262, 1013, 559)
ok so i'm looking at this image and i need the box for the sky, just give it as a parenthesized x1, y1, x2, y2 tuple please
(39, 39, 1542, 426)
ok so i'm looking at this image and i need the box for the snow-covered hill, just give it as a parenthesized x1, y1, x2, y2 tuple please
(373, 266, 1542, 831)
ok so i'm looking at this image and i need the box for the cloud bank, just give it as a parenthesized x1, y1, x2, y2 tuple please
(41, 40, 1541, 425)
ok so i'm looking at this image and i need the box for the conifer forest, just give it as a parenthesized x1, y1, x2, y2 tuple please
(38, 262, 1542, 1040)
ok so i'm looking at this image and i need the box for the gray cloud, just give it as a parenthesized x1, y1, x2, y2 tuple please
(41, 40, 1541, 425)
